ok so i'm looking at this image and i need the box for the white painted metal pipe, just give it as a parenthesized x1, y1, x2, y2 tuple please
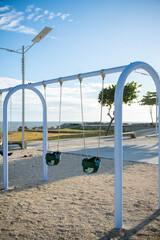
(114, 61, 160, 229)
(0, 65, 127, 93)
(156, 94, 158, 136)
(3, 84, 47, 189)
(22, 45, 25, 149)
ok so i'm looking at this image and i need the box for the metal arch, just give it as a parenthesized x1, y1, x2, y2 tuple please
(3, 84, 48, 190)
(114, 61, 160, 229)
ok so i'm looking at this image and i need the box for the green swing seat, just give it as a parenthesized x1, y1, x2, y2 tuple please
(82, 156, 101, 174)
(46, 151, 61, 166)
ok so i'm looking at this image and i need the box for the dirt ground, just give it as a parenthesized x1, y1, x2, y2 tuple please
(0, 148, 160, 239)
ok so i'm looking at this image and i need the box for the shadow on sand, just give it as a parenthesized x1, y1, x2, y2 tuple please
(0, 149, 136, 193)
(99, 210, 160, 240)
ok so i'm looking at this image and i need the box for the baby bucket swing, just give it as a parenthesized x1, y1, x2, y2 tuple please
(78, 71, 105, 174)
(44, 79, 63, 166)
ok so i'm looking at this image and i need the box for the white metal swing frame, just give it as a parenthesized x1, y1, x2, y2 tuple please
(0, 61, 160, 230)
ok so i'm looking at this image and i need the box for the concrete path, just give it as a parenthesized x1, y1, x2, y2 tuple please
(27, 128, 159, 164)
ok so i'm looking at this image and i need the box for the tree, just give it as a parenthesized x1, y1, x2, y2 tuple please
(139, 91, 157, 123)
(98, 81, 141, 135)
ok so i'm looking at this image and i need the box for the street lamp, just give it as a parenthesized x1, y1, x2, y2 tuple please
(0, 26, 52, 148)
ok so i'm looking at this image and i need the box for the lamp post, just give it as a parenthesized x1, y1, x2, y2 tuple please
(0, 27, 52, 148)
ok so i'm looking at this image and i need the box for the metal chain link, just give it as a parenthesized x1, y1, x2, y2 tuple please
(43, 82, 49, 150)
(57, 78, 63, 152)
(78, 75, 88, 158)
(97, 70, 105, 157)
(10, 95, 12, 150)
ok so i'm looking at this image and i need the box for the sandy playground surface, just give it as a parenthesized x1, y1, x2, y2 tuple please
(0, 146, 160, 240)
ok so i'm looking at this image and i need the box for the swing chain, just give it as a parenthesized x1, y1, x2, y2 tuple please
(43, 82, 49, 150)
(78, 74, 88, 158)
(9, 95, 12, 150)
(43, 82, 47, 100)
(100, 70, 105, 81)
(42, 81, 46, 88)
(78, 74, 82, 83)
(57, 78, 63, 152)
(58, 78, 63, 86)
(97, 70, 105, 157)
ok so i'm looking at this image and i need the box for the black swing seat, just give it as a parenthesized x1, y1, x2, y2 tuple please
(0, 151, 13, 156)
(45, 151, 61, 166)
(82, 156, 101, 174)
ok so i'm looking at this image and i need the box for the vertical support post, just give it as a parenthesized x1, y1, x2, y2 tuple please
(22, 45, 25, 149)
(159, 101, 160, 209)
(114, 87, 123, 229)
(156, 94, 158, 136)
(3, 95, 8, 189)
(43, 95, 47, 181)
(0, 92, 2, 132)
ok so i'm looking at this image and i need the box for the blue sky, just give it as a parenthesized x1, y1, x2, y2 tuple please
(0, 0, 160, 123)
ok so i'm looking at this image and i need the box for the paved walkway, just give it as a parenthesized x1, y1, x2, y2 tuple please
(27, 128, 159, 164)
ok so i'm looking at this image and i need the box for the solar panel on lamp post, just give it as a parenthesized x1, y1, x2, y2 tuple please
(0, 27, 52, 149)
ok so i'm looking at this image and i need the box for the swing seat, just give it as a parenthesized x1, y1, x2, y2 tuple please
(46, 151, 61, 166)
(82, 156, 101, 174)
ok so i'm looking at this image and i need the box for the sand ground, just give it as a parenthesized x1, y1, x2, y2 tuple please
(0, 147, 160, 240)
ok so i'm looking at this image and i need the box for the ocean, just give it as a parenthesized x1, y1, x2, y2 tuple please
(0, 121, 76, 131)
(0, 121, 153, 132)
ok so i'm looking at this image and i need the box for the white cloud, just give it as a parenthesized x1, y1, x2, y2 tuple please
(13, 25, 37, 35)
(34, 14, 44, 21)
(0, 8, 37, 35)
(35, 7, 42, 13)
(0, 77, 21, 89)
(27, 13, 35, 20)
(74, 81, 112, 90)
(25, 5, 34, 13)
(0, 15, 11, 25)
(0, 5, 72, 38)
(1, 22, 37, 34)
(68, 19, 73, 22)
(0, 5, 11, 12)
(48, 35, 56, 40)
(61, 13, 70, 20)
(0, 10, 19, 25)
(56, 12, 61, 17)
(44, 10, 49, 15)
(48, 12, 55, 20)
(2, 16, 24, 28)
(0, 9, 26, 33)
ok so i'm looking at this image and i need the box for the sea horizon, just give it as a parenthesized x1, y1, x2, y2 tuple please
(0, 120, 155, 132)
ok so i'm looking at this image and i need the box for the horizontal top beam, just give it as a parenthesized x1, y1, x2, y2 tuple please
(0, 64, 127, 93)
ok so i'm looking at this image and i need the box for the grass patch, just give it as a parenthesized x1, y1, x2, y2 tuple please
(0, 128, 115, 142)
(0, 129, 111, 142)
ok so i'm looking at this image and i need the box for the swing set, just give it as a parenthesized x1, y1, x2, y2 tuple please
(0, 61, 160, 230)
(44, 72, 105, 173)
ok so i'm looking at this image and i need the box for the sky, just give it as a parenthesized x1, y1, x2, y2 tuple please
(0, 0, 160, 124)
